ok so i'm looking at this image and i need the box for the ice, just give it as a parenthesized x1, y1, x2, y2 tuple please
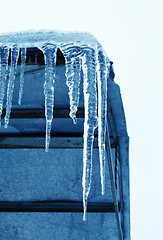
(0, 30, 111, 221)
(97, 49, 107, 195)
(41, 43, 57, 152)
(81, 47, 98, 221)
(4, 45, 19, 128)
(61, 43, 82, 124)
(0, 30, 99, 47)
(18, 48, 26, 105)
(0, 46, 9, 125)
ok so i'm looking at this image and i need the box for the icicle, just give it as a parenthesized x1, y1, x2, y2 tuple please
(66, 56, 81, 124)
(4, 45, 19, 128)
(97, 49, 107, 195)
(18, 48, 26, 105)
(61, 44, 82, 124)
(42, 44, 57, 152)
(82, 47, 97, 221)
(0, 46, 9, 125)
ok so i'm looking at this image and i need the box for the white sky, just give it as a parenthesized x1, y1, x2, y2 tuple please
(0, 0, 163, 239)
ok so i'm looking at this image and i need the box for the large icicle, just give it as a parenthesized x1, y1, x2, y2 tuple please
(97, 49, 107, 195)
(82, 47, 97, 221)
(18, 48, 26, 105)
(61, 44, 82, 124)
(4, 45, 19, 128)
(0, 46, 9, 125)
(42, 44, 57, 152)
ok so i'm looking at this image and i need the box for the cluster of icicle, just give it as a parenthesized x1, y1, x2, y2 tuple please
(0, 42, 111, 221)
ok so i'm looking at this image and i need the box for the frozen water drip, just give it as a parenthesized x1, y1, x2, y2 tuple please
(4, 45, 19, 128)
(18, 48, 26, 105)
(0, 46, 9, 125)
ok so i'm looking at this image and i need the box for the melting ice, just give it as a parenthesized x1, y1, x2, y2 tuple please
(0, 30, 112, 221)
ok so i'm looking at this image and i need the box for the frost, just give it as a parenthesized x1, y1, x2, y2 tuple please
(0, 30, 112, 221)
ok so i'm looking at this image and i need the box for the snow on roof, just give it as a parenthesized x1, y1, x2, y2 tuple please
(0, 30, 101, 48)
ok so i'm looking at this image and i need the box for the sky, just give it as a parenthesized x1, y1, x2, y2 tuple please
(0, 0, 163, 239)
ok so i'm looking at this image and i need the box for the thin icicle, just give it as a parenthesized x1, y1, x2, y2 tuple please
(66, 57, 81, 124)
(42, 44, 57, 152)
(4, 45, 19, 128)
(61, 44, 82, 124)
(82, 47, 97, 221)
(97, 49, 107, 195)
(18, 47, 26, 105)
(0, 46, 9, 125)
